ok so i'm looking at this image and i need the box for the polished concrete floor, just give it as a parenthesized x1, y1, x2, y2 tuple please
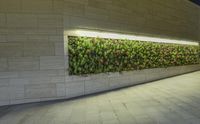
(0, 71, 200, 124)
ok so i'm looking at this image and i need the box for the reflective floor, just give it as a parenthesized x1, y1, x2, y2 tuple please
(1, 71, 200, 124)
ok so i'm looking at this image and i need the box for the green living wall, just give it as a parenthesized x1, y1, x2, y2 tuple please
(68, 36, 200, 75)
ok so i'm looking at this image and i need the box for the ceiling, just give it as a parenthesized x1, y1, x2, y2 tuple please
(189, 0, 200, 6)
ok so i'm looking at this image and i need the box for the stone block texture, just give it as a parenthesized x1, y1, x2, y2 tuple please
(0, 0, 200, 106)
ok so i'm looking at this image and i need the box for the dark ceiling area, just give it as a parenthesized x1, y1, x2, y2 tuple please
(189, 0, 200, 6)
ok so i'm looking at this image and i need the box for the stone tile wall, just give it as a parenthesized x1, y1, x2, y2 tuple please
(0, 0, 200, 106)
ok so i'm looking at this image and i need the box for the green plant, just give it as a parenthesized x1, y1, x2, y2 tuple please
(68, 36, 200, 75)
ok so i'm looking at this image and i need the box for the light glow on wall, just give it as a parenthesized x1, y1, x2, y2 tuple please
(66, 29, 199, 46)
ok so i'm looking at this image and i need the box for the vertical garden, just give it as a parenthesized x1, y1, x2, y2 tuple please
(68, 36, 200, 75)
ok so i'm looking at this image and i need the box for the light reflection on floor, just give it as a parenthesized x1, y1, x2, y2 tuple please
(0, 71, 200, 124)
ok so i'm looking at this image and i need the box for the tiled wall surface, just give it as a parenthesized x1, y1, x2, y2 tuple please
(0, 0, 65, 106)
(64, 0, 200, 41)
(0, 0, 200, 106)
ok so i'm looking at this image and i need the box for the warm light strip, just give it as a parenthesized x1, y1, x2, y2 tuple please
(67, 30, 199, 46)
